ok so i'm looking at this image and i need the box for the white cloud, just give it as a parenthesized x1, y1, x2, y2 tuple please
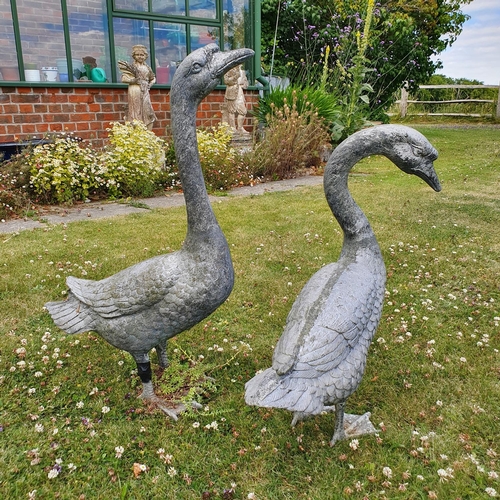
(435, 0, 500, 84)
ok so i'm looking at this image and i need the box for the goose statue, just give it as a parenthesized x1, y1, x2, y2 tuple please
(245, 125, 441, 445)
(45, 44, 254, 419)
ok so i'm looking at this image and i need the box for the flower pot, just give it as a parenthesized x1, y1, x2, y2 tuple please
(25, 69, 41, 82)
(56, 58, 82, 78)
(41, 67, 58, 82)
(0, 66, 20, 81)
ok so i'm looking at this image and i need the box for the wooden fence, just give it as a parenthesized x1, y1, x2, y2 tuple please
(398, 84, 500, 118)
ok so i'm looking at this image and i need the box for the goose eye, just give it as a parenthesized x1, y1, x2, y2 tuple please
(191, 62, 203, 74)
(411, 144, 424, 156)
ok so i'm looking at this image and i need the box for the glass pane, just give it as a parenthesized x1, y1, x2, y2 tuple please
(0, 3, 18, 81)
(17, 0, 66, 82)
(114, 0, 148, 12)
(189, 0, 216, 19)
(190, 25, 219, 52)
(113, 17, 150, 81)
(152, 0, 185, 16)
(67, 0, 110, 82)
(153, 22, 186, 84)
(223, 0, 249, 50)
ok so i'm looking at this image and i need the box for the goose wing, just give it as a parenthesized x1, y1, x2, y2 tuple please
(272, 257, 385, 378)
(65, 254, 181, 318)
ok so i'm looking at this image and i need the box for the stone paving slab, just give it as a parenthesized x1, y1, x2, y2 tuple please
(0, 174, 324, 234)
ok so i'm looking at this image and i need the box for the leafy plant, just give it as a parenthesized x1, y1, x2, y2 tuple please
(255, 84, 341, 139)
(260, 0, 472, 116)
(250, 89, 331, 179)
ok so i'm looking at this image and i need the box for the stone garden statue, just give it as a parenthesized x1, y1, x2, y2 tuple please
(222, 64, 249, 135)
(245, 125, 441, 446)
(45, 45, 254, 420)
(119, 45, 157, 130)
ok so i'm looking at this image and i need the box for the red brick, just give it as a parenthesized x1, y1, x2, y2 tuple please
(36, 123, 50, 134)
(19, 104, 34, 114)
(13, 94, 40, 104)
(33, 104, 48, 114)
(71, 113, 94, 122)
(21, 124, 37, 134)
(76, 122, 90, 131)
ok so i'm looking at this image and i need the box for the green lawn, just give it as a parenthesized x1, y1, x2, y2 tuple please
(1, 126, 499, 499)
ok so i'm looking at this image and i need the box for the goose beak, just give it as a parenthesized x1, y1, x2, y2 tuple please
(415, 161, 442, 192)
(212, 48, 254, 79)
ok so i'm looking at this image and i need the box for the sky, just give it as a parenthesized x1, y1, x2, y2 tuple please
(435, 0, 500, 84)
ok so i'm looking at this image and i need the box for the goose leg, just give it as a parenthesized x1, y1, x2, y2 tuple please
(155, 341, 169, 369)
(136, 361, 179, 421)
(329, 401, 347, 447)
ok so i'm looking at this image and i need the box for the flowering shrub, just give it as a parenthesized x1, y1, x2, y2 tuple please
(196, 123, 250, 191)
(0, 151, 33, 220)
(102, 121, 167, 198)
(27, 133, 102, 204)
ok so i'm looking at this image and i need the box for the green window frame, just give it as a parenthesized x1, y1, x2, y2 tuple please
(1, 0, 260, 87)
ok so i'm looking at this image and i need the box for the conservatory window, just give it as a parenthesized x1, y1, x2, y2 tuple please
(1, 0, 255, 84)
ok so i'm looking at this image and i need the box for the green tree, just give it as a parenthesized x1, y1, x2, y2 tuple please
(261, 0, 472, 117)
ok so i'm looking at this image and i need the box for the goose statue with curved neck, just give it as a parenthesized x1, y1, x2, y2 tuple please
(245, 125, 441, 445)
(45, 44, 254, 419)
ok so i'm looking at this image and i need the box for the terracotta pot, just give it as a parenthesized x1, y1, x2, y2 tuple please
(0, 66, 20, 81)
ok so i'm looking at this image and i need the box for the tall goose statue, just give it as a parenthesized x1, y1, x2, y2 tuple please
(245, 125, 441, 445)
(45, 44, 254, 419)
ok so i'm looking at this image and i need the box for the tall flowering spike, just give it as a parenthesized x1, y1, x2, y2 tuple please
(361, 0, 376, 56)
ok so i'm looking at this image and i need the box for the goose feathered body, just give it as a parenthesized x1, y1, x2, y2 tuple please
(46, 239, 233, 359)
(245, 125, 441, 444)
(45, 44, 254, 416)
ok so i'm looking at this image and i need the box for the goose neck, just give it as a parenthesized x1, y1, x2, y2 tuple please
(324, 131, 385, 242)
(171, 98, 219, 238)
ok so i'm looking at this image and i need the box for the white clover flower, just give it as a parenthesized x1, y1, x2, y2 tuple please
(115, 446, 124, 458)
(101, 406, 110, 414)
(349, 439, 359, 450)
(437, 467, 454, 482)
(167, 466, 178, 477)
(382, 466, 393, 478)
(47, 469, 59, 479)
(485, 487, 498, 498)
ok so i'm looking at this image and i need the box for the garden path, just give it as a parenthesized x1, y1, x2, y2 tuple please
(0, 173, 323, 235)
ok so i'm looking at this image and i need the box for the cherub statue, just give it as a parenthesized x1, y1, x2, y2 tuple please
(223, 64, 249, 135)
(119, 45, 157, 130)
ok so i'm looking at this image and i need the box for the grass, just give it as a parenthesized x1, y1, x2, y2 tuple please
(1, 126, 499, 499)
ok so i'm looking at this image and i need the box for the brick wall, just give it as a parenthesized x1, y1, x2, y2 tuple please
(0, 85, 260, 148)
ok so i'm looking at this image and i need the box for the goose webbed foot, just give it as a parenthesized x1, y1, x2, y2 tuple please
(140, 381, 180, 421)
(322, 404, 377, 446)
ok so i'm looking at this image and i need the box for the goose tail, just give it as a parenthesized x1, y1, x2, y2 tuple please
(45, 293, 96, 335)
(245, 368, 323, 415)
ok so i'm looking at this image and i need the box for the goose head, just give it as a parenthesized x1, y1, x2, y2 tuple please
(171, 44, 254, 105)
(380, 125, 442, 192)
